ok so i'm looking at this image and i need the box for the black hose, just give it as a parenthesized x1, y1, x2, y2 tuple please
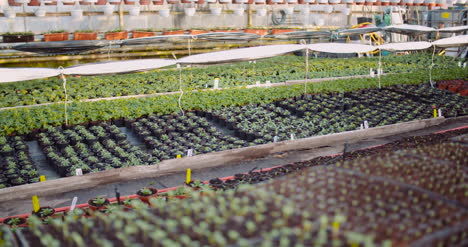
(272, 10, 287, 26)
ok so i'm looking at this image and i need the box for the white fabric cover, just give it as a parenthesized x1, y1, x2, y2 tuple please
(384, 24, 436, 33)
(432, 35, 468, 48)
(0, 68, 60, 83)
(306, 43, 376, 53)
(377, 41, 432, 51)
(63, 59, 177, 76)
(177, 44, 304, 65)
(437, 25, 468, 33)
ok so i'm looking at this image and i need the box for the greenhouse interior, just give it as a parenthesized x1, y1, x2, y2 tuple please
(0, 0, 468, 245)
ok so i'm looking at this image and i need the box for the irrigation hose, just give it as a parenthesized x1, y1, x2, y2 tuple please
(429, 45, 436, 88)
(178, 64, 185, 116)
(378, 49, 382, 89)
(271, 10, 287, 26)
(300, 39, 309, 95)
(58, 66, 69, 126)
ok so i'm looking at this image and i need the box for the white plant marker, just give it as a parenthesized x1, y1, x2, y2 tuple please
(290, 134, 295, 140)
(364, 120, 369, 129)
(214, 78, 219, 89)
(70, 196, 78, 211)
(266, 80, 271, 87)
(458, 62, 462, 67)
(187, 149, 193, 157)
(273, 136, 279, 143)
(370, 68, 375, 78)
(438, 109, 442, 117)
(464, 62, 467, 68)
(256, 81, 261, 86)
(360, 123, 364, 130)
(75, 168, 83, 176)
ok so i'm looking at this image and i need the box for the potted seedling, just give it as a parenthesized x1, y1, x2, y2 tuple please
(105, 29, 128, 40)
(73, 30, 98, 41)
(32, 206, 56, 218)
(87, 196, 110, 211)
(2, 32, 35, 43)
(132, 29, 155, 38)
(3, 217, 27, 228)
(162, 28, 185, 35)
(136, 187, 158, 203)
(44, 30, 69, 42)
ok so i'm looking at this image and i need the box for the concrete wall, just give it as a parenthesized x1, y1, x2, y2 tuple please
(0, 1, 383, 34)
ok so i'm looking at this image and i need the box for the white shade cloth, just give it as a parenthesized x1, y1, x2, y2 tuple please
(377, 41, 432, 51)
(0, 68, 60, 83)
(432, 35, 468, 48)
(384, 24, 436, 34)
(177, 44, 304, 65)
(437, 25, 468, 33)
(306, 43, 376, 53)
(63, 59, 177, 76)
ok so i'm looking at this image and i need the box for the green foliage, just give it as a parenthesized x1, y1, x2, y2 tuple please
(3, 31, 34, 35)
(0, 67, 466, 136)
(92, 196, 107, 206)
(0, 53, 460, 108)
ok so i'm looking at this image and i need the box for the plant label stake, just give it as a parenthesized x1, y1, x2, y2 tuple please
(290, 134, 295, 140)
(187, 149, 193, 157)
(266, 81, 271, 87)
(464, 62, 466, 68)
(39, 175, 46, 182)
(70, 196, 78, 211)
(273, 136, 278, 143)
(458, 62, 462, 67)
(32, 196, 40, 213)
(432, 106, 438, 118)
(369, 68, 375, 78)
(75, 168, 83, 176)
(214, 78, 219, 89)
(176, 154, 182, 158)
(342, 142, 348, 162)
(115, 186, 121, 205)
(438, 109, 442, 117)
(186, 169, 191, 185)
(363, 120, 369, 129)
(360, 123, 364, 130)
(256, 81, 261, 86)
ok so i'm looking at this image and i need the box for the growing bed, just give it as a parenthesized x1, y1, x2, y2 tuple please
(1, 127, 467, 246)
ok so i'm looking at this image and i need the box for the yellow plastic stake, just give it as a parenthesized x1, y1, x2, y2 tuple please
(433, 108, 438, 118)
(176, 154, 182, 159)
(332, 222, 340, 234)
(32, 196, 40, 212)
(39, 175, 46, 182)
(186, 169, 191, 184)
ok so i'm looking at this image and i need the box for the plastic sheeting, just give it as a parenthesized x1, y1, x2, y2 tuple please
(13, 40, 113, 54)
(0, 68, 60, 83)
(338, 27, 382, 36)
(384, 24, 436, 34)
(437, 25, 468, 33)
(432, 35, 468, 48)
(178, 44, 303, 65)
(122, 35, 193, 46)
(62, 59, 177, 76)
(268, 31, 332, 40)
(377, 41, 432, 51)
(195, 32, 260, 41)
(306, 43, 376, 54)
